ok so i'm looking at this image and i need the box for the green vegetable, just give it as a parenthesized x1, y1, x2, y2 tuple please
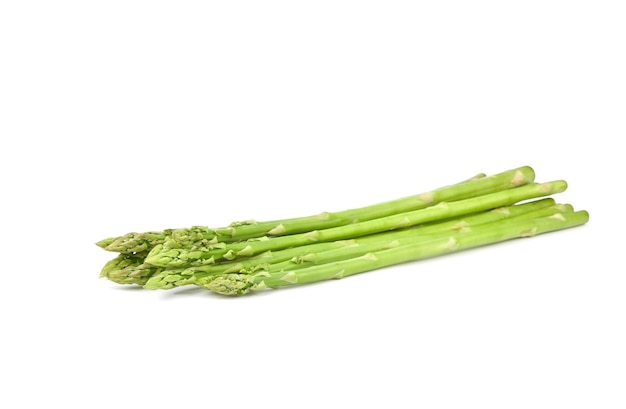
(143, 198, 563, 289)
(145, 181, 567, 268)
(96, 166, 589, 297)
(97, 167, 532, 254)
(198, 210, 589, 296)
(99, 253, 162, 286)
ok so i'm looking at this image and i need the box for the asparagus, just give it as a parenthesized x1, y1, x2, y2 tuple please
(145, 180, 567, 267)
(198, 210, 589, 296)
(143, 239, 358, 289)
(270, 203, 574, 269)
(99, 253, 162, 285)
(210, 167, 533, 239)
(96, 167, 532, 254)
(96, 229, 174, 254)
(143, 198, 562, 289)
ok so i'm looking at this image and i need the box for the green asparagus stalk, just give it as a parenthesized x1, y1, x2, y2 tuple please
(145, 180, 567, 268)
(210, 167, 532, 240)
(97, 167, 531, 254)
(143, 198, 562, 289)
(198, 210, 589, 296)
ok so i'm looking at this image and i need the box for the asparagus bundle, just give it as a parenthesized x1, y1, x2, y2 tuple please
(200, 210, 589, 295)
(97, 167, 533, 254)
(144, 180, 567, 267)
(97, 166, 589, 296)
(144, 199, 569, 290)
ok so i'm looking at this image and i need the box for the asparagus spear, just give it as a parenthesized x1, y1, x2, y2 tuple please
(210, 167, 532, 239)
(143, 198, 562, 289)
(199, 210, 589, 296)
(145, 180, 567, 267)
(96, 167, 531, 254)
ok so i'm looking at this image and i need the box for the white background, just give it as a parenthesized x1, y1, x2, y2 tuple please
(1, 1, 624, 408)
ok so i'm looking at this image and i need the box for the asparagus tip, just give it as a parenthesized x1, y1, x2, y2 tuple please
(101, 232, 151, 253)
(96, 237, 116, 249)
(198, 274, 256, 296)
(143, 272, 193, 290)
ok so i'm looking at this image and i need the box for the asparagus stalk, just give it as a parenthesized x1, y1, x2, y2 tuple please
(210, 167, 533, 239)
(145, 180, 567, 267)
(199, 210, 589, 296)
(96, 167, 531, 254)
(143, 198, 563, 289)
